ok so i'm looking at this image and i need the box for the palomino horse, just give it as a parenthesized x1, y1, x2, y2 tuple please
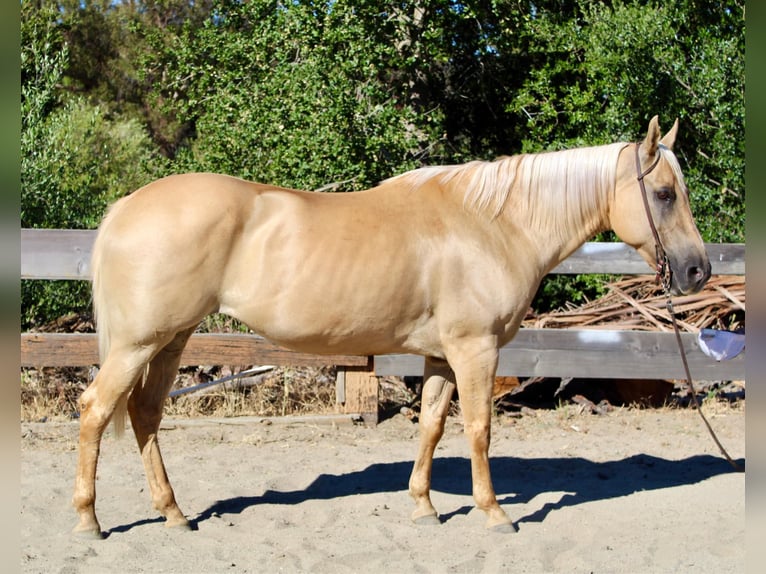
(73, 116, 710, 537)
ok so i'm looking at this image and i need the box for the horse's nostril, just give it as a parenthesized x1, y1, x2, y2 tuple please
(688, 266, 702, 281)
(687, 262, 711, 289)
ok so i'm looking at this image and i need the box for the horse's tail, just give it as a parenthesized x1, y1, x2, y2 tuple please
(91, 201, 130, 439)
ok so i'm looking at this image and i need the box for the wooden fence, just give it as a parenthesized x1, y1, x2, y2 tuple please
(21, 229, 745, 423)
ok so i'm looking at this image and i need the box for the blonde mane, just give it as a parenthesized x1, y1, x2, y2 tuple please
(388, 142, 630, 240)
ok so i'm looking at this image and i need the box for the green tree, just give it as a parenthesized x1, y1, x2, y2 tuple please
(140, 1, 446, 190)
(507, 0, 744, 243)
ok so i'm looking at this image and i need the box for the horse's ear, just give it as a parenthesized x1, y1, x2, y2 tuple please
(642, 115, 661, 157)
(660, 118, 679, 150)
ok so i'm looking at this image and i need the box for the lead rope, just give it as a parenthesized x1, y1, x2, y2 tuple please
(634, 143, 743, 472)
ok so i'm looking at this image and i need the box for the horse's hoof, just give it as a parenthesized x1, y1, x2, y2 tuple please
(411, 506, 440, 525)
(72, 525, 104, 540)
(165, 518, 192, 531)
(412, 513, 441, 526)
(489, 521, 518, 534)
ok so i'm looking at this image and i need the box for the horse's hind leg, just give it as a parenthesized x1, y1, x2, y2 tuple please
(409, 359, 456, 524)
(127, 328, 195, 530)
(72, 344, 157, 538)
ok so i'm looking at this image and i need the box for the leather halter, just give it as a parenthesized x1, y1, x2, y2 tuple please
(634, 143, 671, 291)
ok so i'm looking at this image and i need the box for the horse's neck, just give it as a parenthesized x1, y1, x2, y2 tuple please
(521, 217, 606, 276)
(499, 183, 610, 274)
(545, 225, 604, 273)
(495, 146, 618, 273)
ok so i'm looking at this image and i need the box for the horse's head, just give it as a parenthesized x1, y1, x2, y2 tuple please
(610, 116, 711, 295)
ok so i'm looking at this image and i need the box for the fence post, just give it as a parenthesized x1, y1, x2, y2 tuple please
(337, 360, 378, 425)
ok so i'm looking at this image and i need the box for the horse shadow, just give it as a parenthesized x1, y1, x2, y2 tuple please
(185, 452, 743, 530)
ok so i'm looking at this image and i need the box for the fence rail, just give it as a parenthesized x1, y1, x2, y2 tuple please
(21, 228, 746, 280)
(21, 228, 746, 423)
(376, 328, 742, 380)
(21, 332, 370, 369)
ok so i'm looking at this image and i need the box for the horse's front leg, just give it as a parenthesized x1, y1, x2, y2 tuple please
(451, 340, 516, 532)
(409, 359, 456, 524)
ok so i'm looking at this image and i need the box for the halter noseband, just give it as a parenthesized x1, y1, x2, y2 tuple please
(634, 143, 671, 291)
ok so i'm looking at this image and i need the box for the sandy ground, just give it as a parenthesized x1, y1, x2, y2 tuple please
(21, 406, 745, 574)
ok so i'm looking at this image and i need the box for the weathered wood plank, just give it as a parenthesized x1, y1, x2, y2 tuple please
(374, 329, 745, 380)
(21, 229, 94, 280)
(549, 242, 745, 275)
(20, 229, 745, 278)
(21, 332, 369, 368)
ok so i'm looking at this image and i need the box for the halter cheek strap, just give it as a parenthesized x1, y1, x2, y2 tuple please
(634, 143, 671, 291)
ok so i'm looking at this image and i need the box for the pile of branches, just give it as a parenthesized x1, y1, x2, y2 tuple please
(525, 275, 745, 332)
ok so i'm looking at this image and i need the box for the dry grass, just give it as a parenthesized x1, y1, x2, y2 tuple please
(20, 364, 744, 425)
(165, 365, 339, 418)
(20, 365, 342, 423)
(21, 367, 89, 422)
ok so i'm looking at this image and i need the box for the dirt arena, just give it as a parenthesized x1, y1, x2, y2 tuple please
(21, 406, 745, 573)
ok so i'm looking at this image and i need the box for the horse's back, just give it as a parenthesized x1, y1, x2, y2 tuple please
(91, 173, 425, 352)
(101, 173, 288, 230)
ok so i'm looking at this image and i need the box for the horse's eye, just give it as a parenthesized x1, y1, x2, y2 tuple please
(655, 188, 675, 203)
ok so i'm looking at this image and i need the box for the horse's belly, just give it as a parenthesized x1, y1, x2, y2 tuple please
(218, 228, 435, 356)
(219, 267, 437, 356)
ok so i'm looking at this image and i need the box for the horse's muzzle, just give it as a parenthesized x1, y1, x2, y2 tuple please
(671, 255, 711, 295)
